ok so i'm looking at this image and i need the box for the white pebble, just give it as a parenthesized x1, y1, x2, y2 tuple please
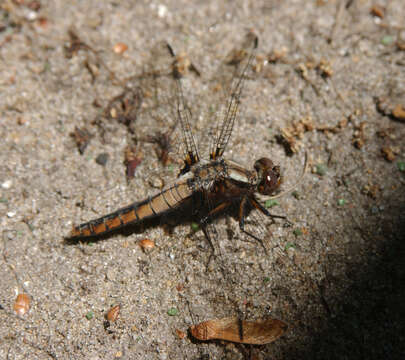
(1, 180, 12, 189)
(7, 211, 16, 218)
(157, 4, 168, 18)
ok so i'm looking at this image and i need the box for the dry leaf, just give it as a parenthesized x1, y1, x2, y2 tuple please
(139, 238, 155, 252)
(106, 304, 120, 322)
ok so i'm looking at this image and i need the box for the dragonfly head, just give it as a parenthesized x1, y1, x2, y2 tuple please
(254, 158, 281, 195)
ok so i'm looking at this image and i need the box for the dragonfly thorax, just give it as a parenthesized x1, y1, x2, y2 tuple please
(254, 158, 281, 195)
(191, 158, 228, 191)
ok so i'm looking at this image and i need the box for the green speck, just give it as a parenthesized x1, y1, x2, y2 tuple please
(265, 199, 279, 208)
(0, 198, 8, 203)
(191, 222, 199, 232)
(86, 156, 92, 161)
(86, 311, 94, 320)
(136, 336, 142, 342)
(292, 191, 300, 199)
(43, 62, 51, 72)
(285, 242, 296, 250)
(17, 231, 23, 236)
(337, 198, 346, 206)
(167, 307, 178, 316)
(315, 163, 327, 176)
(167, 164, 174, 172)
(381, 35, 394, 45)
(88, 242, 94, 246)
(398, 161, 405, 172)
(293, 228, 302, 236)
(263, 277, 270, 283)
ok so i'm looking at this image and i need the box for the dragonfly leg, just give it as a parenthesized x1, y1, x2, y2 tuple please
(200, 223, 217, 270)
(238, 196, 268, 254)
(199, 201, 231, 271)
(250, 197, 292, 225)
(201, 201, 231, 226)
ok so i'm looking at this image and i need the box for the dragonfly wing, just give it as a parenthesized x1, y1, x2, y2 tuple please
(132, 41, 200, 174)
(166, 43, 200, 173)
(210, 32, 258, 160)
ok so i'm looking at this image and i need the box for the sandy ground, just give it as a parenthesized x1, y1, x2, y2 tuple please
(1, 0, 404, 359)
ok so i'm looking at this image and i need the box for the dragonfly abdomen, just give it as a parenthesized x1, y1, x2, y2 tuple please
(70, 182, 192, 239)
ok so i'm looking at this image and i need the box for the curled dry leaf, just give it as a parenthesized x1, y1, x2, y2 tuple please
(190, 317, 288, 345)
(106, 304, 121, 322)
(175, 329, 186, 339)
(381, 147, 396, 162)
(392, 104, 405, 122)
(370, 4, 385, 18)
(13, 293, 30, 316)
(139, 238, 155, 252)
(70, 126, 92, 154)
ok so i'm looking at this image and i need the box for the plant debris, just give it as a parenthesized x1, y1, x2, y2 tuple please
(105, 88, 143, 130)
(106, 304, 120, 322)
(124, 145, 142, 179)
(144, 126, 176, 166)
(370, 4, 385, 19)
(70, 126, 92, 154)
(138, 238, 155, 253)
(376, 97, 405, 122)
(352, 121, 366, 149)
(381, 147, 396, 162)
(277, 116, 314, 155)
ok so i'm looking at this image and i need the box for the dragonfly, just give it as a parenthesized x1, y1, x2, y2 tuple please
(68, 33, 305, 253)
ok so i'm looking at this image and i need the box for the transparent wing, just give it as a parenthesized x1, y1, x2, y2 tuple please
(165, 43, 200, 172)
(210, 32, 258, 160)
(128, 41, 200, 174)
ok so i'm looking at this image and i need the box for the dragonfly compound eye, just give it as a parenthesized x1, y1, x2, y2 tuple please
(254, 158, 281, 195)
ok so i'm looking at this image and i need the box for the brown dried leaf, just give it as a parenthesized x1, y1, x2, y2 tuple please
(70, 127, 92, 154)
(392, 104, 405, 121)
(138, 238, 155, 252)
(106, 304, 120, 322)
(381, 147, 395, 162)
(190, 317, 287, 345)
(175, 329, 186, 339)
(370, 4, 385, 18)
(124, 146, 142, 179)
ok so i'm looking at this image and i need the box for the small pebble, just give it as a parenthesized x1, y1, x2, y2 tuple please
(1, 180, 12, 189)
(96, 153, 109, 166)
(113, 43, 128, 54)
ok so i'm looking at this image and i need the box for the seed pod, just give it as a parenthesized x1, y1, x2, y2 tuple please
(106, 304, 120, 322)
(190, 317, 287, 345)
(13, 294, 30, 316)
